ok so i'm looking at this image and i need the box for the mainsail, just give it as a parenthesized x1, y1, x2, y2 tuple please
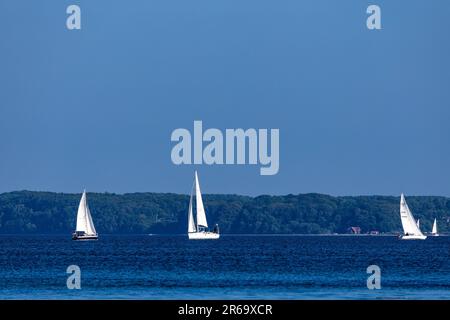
(188, 185, 196, 233)
(400, 194, 423, 236)
(432, 218, 438, 234)
(194, 171, 208, 228)
(76, 191, 97, 235)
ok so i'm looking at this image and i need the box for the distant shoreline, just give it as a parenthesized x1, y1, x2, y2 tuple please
(1, 233, 443, 236)
(2, 190, 450, 199)
(1, 191, 448, 234)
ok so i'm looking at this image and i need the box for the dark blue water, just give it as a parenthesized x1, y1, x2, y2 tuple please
(0, 235, 449, 299)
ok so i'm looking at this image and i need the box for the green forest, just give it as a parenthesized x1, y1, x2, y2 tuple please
(0, 191, 449, 234)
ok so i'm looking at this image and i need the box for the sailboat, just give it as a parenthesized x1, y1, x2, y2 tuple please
(431, 218, 439, 237)
(399, 193, 426, 240)
(416, 219, 420, 229)
(72, 190, 98, 240)
(187, 171, 220, 240)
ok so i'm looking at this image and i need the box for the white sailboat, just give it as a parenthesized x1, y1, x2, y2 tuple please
(399, 193, 426, 240)
(431, 218, 439, 237)
(187, 171, 220, 240)
(72, 190, 98, 240)
(416, 219, 420, 229)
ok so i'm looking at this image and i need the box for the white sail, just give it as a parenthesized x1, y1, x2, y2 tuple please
(75, 191, 88, 232)
(85, 205, 96, 235)
(187, 185, 196, 233)
(195, 171, 208, 228)
(416, 219, 420, 228)
(400, 194, 424, 237)
(432, 218, 438, 235)
(75, 191, 96, 235)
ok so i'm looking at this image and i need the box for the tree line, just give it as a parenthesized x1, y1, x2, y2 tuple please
(0, 191, 449, 234)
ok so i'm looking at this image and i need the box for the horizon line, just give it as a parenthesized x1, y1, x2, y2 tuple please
(1, 189, 449, 199)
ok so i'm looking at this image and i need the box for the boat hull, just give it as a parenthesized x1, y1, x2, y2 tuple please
(400, 234, 427, 240)
(188, 232, 220, 240)
(72, 233, 98, 241)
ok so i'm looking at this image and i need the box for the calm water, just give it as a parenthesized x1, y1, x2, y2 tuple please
(0, 235, 449, 299)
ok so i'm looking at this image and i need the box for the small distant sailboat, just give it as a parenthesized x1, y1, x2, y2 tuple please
(416, 219, 420, 229)
(399, 193, 426, 240)
(431, 218, 439, 237)
(72, 190, 98, 240)
(187, 171, 220, 240)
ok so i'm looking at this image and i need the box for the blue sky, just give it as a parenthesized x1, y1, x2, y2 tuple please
(0, 0, 449, 196)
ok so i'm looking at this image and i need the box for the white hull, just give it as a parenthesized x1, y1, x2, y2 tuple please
(430, 233, 439, 237)
(400, 234, 427, 240)
(188, 232, 220, 240)
(72, 233, 98, 240)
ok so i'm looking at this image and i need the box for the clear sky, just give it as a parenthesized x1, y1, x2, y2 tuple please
(0, 0, 449, 196)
